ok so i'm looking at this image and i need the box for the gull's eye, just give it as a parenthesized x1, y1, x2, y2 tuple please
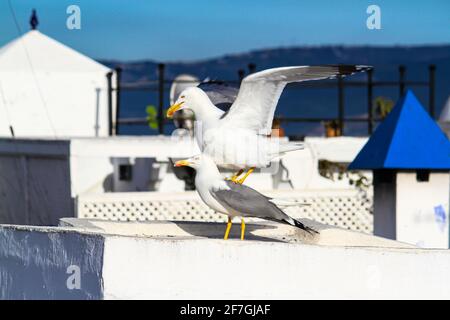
(180, 95, 185, 99)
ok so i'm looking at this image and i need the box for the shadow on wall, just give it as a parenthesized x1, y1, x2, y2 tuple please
(174, 220, 321, 243)
(175, 221, 281, 242)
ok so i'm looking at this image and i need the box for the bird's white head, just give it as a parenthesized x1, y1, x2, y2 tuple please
(166, 87, 212, 119)
(174, 154, 219, 173)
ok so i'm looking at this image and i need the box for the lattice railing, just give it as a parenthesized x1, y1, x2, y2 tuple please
(76, 189, 373, 233)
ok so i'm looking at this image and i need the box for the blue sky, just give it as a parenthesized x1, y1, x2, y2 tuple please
(1, 0, 449, 61)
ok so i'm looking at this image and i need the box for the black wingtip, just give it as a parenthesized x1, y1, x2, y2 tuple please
(334, 64, 372, 75)
(292, 219, 319, 235)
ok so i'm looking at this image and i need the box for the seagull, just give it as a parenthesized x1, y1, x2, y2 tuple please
(168, 65, 370, 184)
(174, 154, 318, 240)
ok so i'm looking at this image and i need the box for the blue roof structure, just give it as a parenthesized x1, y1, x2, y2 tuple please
(349, 90, 450, 170)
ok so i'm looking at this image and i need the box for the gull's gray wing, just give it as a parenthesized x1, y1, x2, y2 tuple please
(197, 81, 239, 112)
(220, 65, 371, 135)
(212, 181, 317, 234)
(212, 181, 293, 223)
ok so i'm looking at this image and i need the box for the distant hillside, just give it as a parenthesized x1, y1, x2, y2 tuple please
(100, 45, 450, 136)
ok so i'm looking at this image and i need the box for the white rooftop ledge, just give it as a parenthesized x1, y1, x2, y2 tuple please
(1, 219, 450, 300)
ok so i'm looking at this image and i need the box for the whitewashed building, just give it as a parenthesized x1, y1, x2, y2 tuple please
(0, 30, 112, 137)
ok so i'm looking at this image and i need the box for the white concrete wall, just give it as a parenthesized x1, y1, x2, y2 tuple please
(396, 172, 450, 248)
(284, 137, 369, 189)
(68, 136, 370, 195)
(2, 222, 450, 300)
(0, 73, 110, 138)
(101, 237, 450, 299)
(0, 136, 369, 201)
(69, 136, 198, 195)
(0, 225, 104, 299)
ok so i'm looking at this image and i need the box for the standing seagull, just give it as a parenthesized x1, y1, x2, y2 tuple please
(175, 154, 318, 240)
(168, 65, 370, 184)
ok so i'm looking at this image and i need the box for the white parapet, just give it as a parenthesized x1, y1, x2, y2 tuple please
(0, 219, 450, 299)
(2, 218, 450, 299)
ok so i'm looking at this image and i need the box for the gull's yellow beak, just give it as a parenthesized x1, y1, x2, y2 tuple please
(166, 101, 184, 118)
(174, 159, 190, 167)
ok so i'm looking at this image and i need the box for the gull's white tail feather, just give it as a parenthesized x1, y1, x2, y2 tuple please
(270, 143, 304, 158)
(279, 143, 304, 154)
(269, 198, 311, 208)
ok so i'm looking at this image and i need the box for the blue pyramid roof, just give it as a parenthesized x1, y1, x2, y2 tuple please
(349, 90, 450, 170)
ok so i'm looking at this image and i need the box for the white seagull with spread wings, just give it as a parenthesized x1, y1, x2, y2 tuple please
(168, 65, 369, 183)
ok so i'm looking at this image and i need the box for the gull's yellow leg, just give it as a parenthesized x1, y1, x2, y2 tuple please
(237, 167, 255, 184)
(224, 217, 233, 240)
(226, 169, 243, 183)
(240, 218, 246, 240)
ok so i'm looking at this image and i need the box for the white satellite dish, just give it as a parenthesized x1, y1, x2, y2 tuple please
(439, 96, 450, 138)
(170, 74, 200, 104)
(439, 96, 450, 122)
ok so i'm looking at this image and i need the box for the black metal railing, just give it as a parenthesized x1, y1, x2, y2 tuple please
(106, 64, 436, 136)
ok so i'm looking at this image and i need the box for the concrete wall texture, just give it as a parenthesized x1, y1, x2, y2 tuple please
(102, 237, 450, 299)
(0, 226, 104, 299)
(396, 172, 450, 248)
(1, 222, 450, 299)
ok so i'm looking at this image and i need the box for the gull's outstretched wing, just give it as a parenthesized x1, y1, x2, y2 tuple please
(221, 65, 370, 135)
(197, 81, 239, 112)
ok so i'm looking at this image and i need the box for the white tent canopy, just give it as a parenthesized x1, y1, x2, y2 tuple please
(0, 30, 113, 137)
